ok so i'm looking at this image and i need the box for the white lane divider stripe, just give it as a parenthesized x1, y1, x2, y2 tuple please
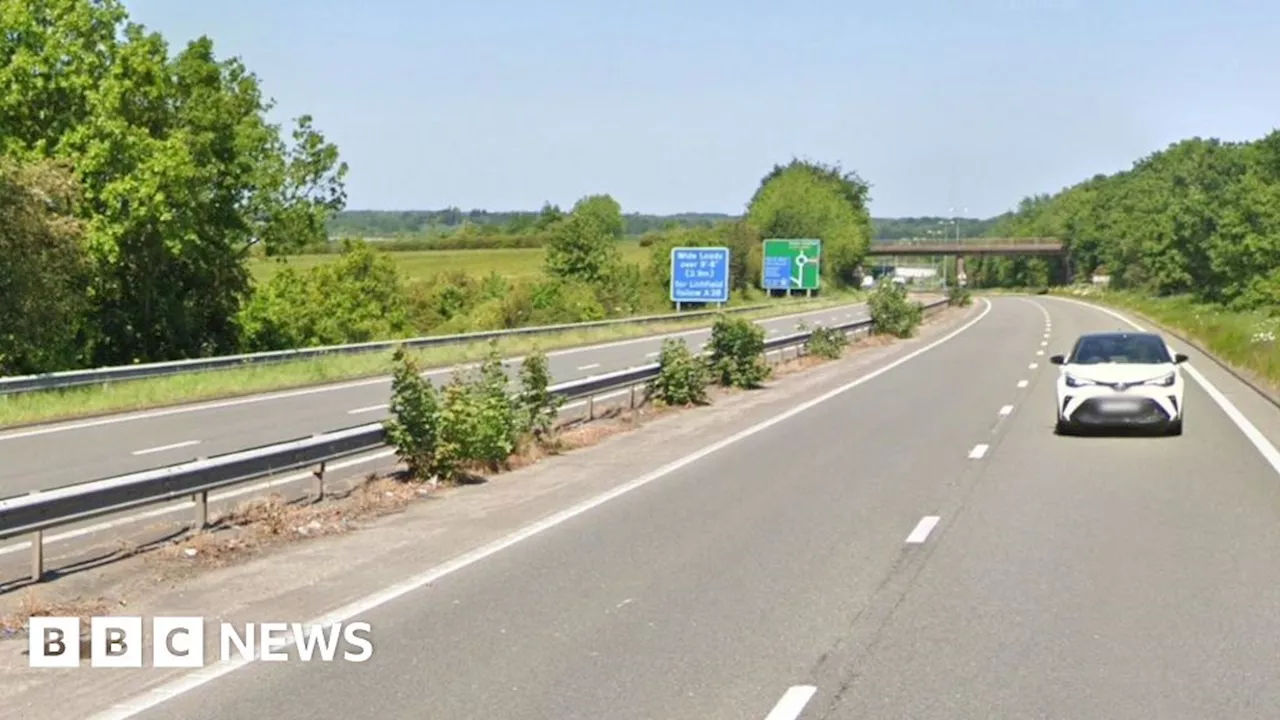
(645, 351, 659, 358)
(1036, 350, 1045, 356)
(1029, 363, 1039, 369)
(577, 363, 601, 371)
(999, 405, 1014, 416)
(968, 443, 989, 459)
(347, 404, 388, 415)
(131, 440, 200, 456)
(1040, 341, 1048, 346)
(765, 685, 818, 720)
(1017, 380, 1029, 388)
(905, 516, 941, 544)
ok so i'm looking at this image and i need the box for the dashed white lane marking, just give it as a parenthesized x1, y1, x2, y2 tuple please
(1040, 341, 1048, 346)
(577, 363, 601, 371)
(1017, 380, 1029, 388)
(764, 685, 819, 720)
(347, 404, 388, 415)
(645, 351, 659, 358)
(90, 299, 995, 720)
(905, 516, 941, 544)
(0, 449, 399, 558)
(1036, 350, 1045, 356)
(130, 440, 200, 456)
(1029, 362, 1039, 369)
(1043, 333, 1050, 339)
(999, 405, 1014, 416)
(968, 443, 989, 459)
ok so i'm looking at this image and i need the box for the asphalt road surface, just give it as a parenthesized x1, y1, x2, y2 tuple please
(109, 294, 1280, 720)
(0, 302, 876, 496)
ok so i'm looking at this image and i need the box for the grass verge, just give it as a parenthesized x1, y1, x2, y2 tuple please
(0, 294, 865, 429)
(1050, 286, 1280, 394)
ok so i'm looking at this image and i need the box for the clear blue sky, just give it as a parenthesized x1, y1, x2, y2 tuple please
(124, 0, 1280, 219)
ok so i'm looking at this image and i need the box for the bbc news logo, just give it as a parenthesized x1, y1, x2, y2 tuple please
(28, 616, 373, 667)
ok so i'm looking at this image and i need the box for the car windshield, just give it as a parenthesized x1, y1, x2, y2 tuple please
(1069, 335, 1171, 365)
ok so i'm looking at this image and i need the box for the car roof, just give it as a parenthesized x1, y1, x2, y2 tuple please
(1074, 331, 1163, 342)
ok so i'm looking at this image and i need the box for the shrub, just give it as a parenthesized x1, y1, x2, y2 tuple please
(868, 281, 922, 338)
(384, 348, 443, 480)
(947, 284, 973, 307)
(518, 350, 563, 445)
(707, 315, 771, 388)
(650, 338, 710, 405)
(436, 345, 523, 473)
(806, 325, 849, 359)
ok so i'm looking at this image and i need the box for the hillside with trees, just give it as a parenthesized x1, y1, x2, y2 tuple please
(968, 132, 1280, 311)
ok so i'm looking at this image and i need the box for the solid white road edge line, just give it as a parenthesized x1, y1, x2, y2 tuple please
(0, 302, 871, 443)
(968, 443, 989, 459)
(130, 440, 201, 456)
(905, 516, 941, 544)
(90, 298, 992, 720)
(764, 686, 819, 720)
(1051, 296, 1280, 477)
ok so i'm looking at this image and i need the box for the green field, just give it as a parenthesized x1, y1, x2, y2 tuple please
(249, 240, 651, 284)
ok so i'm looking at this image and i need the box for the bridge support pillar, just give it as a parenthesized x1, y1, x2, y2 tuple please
(955, 256, 966, 285)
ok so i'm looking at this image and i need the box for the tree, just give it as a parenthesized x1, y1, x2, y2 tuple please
(544, 195, 624, 284)
(0, 158, 90, 374)
(746, 159, 873, 288)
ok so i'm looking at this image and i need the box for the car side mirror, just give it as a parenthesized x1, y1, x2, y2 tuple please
(1174, 353, 1189, 364)
(1049, 354, 1065, 365)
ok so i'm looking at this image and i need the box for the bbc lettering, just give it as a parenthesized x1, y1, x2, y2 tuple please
(29, 616, 373, 667)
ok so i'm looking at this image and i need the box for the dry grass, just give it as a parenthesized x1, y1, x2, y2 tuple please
(0, 590, 112, 637)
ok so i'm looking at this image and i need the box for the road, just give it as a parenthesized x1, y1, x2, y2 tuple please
(0, 302, 877, 496)
(107, 294, 1280, 720)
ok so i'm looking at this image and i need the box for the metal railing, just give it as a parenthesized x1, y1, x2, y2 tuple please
(0, 299, 829, 396)
(0, 298, 948, 582)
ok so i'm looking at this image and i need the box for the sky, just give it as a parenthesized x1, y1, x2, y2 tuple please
(123, 0, 1280, 219)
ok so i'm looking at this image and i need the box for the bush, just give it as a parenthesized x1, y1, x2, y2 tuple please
(436, 345, 524, 473)
(806, 325, 849, 359)
(517, 350, 563, 445)
(384, 348, 443, 480)
(947, 285, 972, 307)
(707, 315, 771, 388)
(869, 281, 922, 338)
(650, 338, 710, 405)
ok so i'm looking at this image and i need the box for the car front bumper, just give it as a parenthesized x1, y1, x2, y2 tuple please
(1059, 394, 1180, 428)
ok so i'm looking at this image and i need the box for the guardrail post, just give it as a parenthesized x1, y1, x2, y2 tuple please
(587, 394, 595, 421)
(31, 530, 43, 582)
(193, 490, 208, 530)
(629, 384, 636, 409)
(314, 461, 327, 501)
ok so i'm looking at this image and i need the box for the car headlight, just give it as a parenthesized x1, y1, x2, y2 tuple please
(1064, 373, 1092, 387)
(1145, 372, 1176, 387)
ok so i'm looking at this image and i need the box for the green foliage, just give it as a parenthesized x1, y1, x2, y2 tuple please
(385, 349, 443, 480)
(869, 282, 922, 338)
(517, 350, 563, 445)
(947, 285, 973, 307)
(706, 316, 771, 388)
(975, 132, 1280, 312)
(650, 338, 711, 406)
(0, 0, 346, 367)
(238, 242, 412, 351)
(544, 194, 625, 284)
(806, 326, 849, 360)
(436, 346, 524, 473)
(746, 159, 873, 288)
(0, 158, 91, 375)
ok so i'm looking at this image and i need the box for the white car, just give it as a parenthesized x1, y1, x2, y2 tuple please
(1050, 331, 1188, 436)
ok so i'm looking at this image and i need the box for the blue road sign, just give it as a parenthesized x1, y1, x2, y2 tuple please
(670, 246, 731, 303)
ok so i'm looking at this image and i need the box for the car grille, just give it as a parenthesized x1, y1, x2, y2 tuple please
(1072, 397, 1171, 425)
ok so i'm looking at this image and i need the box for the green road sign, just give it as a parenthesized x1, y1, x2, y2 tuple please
(761, 238, 822, 290)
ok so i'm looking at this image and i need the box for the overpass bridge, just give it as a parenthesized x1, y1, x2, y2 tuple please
(867, 237, 1064, 257)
